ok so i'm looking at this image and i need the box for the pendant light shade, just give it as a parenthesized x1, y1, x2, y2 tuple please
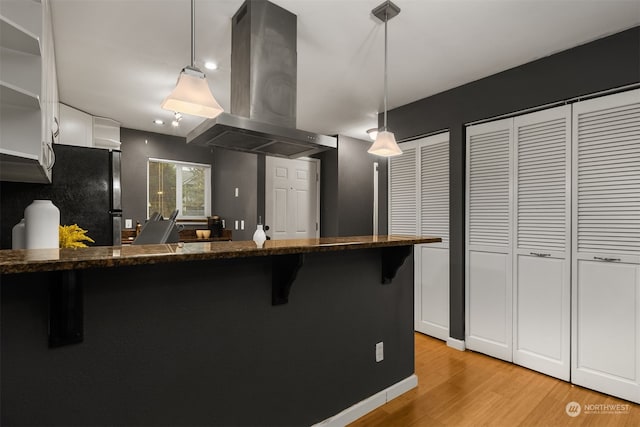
(368, 130, 402, 156)
(161, 66, 223, 118)
(368, 1, 402, 157)
(161, 0, 223, 119)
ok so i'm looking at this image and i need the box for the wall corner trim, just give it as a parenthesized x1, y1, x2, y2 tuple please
(312, 374, 418, 427)
(446, 337, 466, 351)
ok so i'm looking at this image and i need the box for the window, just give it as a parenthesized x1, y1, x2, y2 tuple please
(147, 158, 211, 220)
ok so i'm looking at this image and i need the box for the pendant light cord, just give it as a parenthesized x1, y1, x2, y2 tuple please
(383, 8, 388, 131)
(191, 0, 195, 68)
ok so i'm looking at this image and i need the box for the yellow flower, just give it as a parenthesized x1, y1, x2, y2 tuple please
(59, 224, 95, 249)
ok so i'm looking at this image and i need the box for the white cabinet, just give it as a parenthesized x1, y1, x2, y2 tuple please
(571, 89, 640, 403)
(513, 106, 571, 380)
(58, 103, 94, 147)
(389, 132, 450, 341)
(93, 116, 121, 150)
(0, 0, 57, 183)
(465, 119, 513, 361)
(58, 104, 122, 150)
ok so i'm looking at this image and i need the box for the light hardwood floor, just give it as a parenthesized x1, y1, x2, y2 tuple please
(349, 333, 639, 426)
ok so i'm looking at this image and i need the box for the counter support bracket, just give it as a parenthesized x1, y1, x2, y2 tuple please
(272, 254, 304, 305)
(381, 246, 412, 284)
(49, 270, 83, 347)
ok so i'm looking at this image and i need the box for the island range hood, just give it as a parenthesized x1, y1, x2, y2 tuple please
(187, 0, 337, 158)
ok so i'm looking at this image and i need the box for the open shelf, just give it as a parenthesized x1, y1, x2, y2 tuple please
(0, 81, 40, 109)
(0, 15, 40, 56)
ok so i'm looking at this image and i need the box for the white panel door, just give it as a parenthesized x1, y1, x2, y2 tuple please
(415, 245, 449, 339)
(413, 133, 450, 339)
(513, 105, 571, 380)
(466, 119, 513, 361)
(573, 260, 639, 402)
(572, 89, 640, 403)
(265, 157, 319, 240)
(515, 255, 569, 379)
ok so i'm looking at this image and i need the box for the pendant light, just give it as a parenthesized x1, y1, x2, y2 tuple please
(368, 1, 403, 157)
(161, 0, 224, 119)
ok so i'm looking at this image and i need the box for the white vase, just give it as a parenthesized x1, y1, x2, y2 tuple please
(25, 200, 60, 249)
(253, 224, 266, 248)
(12, 218, 25, 249)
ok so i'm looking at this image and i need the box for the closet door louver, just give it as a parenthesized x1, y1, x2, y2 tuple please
(389, 147, 418, 235)
(466, 119, 513, 362)
(516, 116, 568, 251)
(572, 89, 640, 404)
(513, 105, 571, 381)
(414, 133, 450, 340)
(576, 101, 640, 255)
(468, 127, 511, 248)
(420, 141, 449, 244)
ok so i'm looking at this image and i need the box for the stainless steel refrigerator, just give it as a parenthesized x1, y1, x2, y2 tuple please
(0, 144, 122, 248)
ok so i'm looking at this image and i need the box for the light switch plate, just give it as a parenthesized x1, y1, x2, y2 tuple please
(125, 219, 132, 229)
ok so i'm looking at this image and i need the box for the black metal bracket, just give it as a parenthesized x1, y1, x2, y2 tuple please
(49, 270, 83, 347)
(272, 254, 304, 305)
(381, 245, 412, 284)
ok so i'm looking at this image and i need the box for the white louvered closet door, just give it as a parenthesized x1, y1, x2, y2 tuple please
(513, 105, 571, 381)
(414, 133, 450, 340)
(466, 119, 513, 361)
(389, 146, 418, 235)
(572, 89, 640, 404)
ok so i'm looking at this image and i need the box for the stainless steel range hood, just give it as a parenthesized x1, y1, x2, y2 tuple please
(187, 0, 337, 158)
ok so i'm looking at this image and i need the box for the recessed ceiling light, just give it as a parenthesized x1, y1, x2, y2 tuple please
(204, 62, 218, 70)
(153, 119, 164, 125)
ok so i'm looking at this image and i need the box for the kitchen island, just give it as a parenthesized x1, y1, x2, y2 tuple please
(1, 235, 439, 426)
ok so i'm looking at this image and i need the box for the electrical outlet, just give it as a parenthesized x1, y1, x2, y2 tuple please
(241, 220, 245, 230)
(376, 342, 384, 362)
(235, 187, 239, 197)
(125, 219, 132, 229)
(235, 220, 239, 230)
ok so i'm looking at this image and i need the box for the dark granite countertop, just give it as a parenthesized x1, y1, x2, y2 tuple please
(0, 235, 440, 274)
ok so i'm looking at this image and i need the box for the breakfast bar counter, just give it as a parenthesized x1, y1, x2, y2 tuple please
(1, 235, 439, 426)
(0, 235, 438, 274)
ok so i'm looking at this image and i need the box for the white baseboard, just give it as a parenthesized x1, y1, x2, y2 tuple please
(446, 337, 466, 351)
(312, 374, 418, 427)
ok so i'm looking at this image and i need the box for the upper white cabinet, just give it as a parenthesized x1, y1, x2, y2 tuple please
(92, 116, 121, 150)
(389, 132, 450, 341)
(58, 103, 93, 148)
(0, 0, 57, 183)
(571, 89, 640, 404)
(58, 104, 122, 150)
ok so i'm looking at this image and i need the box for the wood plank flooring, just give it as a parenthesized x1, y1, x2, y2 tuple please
(348, 333, 639, 426)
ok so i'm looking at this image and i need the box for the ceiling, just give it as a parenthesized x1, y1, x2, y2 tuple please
(50, 0, 640, 142)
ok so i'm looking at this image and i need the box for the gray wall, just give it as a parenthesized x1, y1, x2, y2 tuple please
(1, 248, 415, 426)
(120, 128, 217, 226)
(120, 128, 259, 240)
(212, 148, 258, 241)
(385, 26, 640, 341)
(318, 135, 388, 237)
